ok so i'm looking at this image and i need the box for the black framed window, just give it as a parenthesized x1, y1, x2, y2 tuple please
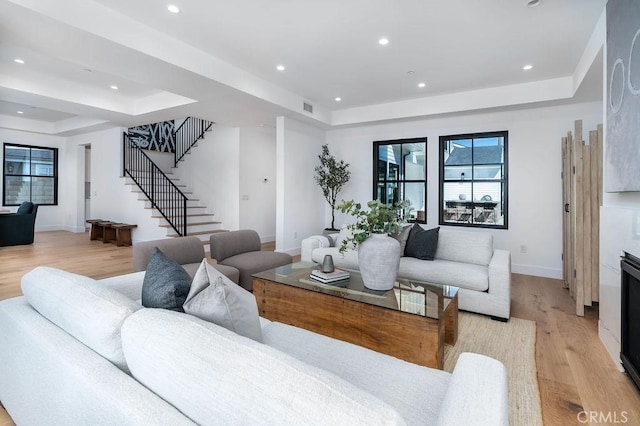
(3, 143, 58, 206)
(373, 138, 426, 222)
(439, 131, 508, 229)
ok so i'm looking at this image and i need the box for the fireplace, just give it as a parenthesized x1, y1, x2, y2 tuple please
(621, 252, 640, 390)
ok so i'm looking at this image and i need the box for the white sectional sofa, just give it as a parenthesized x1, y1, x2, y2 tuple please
(0, 266, 509, 425)
(301, 226, 511, 320)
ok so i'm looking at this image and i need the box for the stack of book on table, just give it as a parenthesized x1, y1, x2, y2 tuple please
(310, 268, 350, 284)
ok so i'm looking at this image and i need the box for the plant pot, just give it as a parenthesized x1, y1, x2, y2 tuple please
(357, 233, 401, 291)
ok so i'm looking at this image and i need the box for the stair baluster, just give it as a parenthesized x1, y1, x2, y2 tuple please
(123, 132, 188, 236)
(173, 117, 214, 167)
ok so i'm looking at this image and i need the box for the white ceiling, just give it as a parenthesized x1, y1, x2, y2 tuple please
(0, 0, 606, 135)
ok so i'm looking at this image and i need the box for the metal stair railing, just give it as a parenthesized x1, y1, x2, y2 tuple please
(173, 117, 214, 167)
(123, 132, 188, 236)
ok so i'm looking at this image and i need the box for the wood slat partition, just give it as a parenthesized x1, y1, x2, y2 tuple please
(561, 120, 603, 316)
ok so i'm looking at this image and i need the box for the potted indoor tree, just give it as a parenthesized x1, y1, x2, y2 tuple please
(314, 145, 351, 232)
(337, 199, 411, 290)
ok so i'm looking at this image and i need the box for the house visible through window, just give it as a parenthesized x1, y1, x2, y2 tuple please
(3, 143, 58, 206)
(439, 131, 507, 229)
(373, 138, 426, 222)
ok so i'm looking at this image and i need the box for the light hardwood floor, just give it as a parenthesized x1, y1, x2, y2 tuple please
(1, 231, 639, 425)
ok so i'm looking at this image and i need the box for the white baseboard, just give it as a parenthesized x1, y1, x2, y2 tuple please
(599, 321, 623, 372)
(34, 225, 87, 233)
(260, 234, 276, 243)
(511, 263, 562, 279)
(280, 247, 301, 256)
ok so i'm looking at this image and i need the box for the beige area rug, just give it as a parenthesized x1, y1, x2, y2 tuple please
(444, 312, 542, 426)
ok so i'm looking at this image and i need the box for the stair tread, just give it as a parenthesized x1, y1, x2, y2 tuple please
(168, 230, 228, 237)
(151, 213, 211, 218)
(159, 221, 221, 228)
(144, 206, 206, 210)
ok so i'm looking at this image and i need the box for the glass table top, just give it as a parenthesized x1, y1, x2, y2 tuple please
(253, 262, 459, 320)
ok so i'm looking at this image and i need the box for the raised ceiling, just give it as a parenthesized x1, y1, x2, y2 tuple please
(0, 0, 606, 135)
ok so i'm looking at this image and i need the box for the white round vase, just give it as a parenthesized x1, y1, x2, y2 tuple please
(357, 233, 401, 291)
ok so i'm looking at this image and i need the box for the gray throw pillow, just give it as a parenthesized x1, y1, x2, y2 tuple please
(391, 224, 412, 255)
(141, 247, 192, 312)
(184, 259, 263, 342)
(404, 224, 439, 261)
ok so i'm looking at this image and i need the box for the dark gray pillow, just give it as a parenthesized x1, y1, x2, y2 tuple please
(142, 247, 192, 312)
(404, 224, 439, 261)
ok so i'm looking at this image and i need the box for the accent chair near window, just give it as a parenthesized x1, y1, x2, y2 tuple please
(0, 201, 38, 247)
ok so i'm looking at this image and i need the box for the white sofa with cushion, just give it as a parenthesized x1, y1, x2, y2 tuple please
(301, 226, 511, 320)
(0, 266, 509, 425)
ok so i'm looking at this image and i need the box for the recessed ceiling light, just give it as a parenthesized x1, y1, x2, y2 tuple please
(527, 0, 541, 7)
(378, 38, 389, 46)
(335, 97, 342, 102)
(523, 64, 533, 70)
(407, 70, 415, 75)
(418, 82, 426, 88)
(276, 64, 285, 71)
(167, 4, 180, 13)
(17, 111, 24, 114)
(110, 85, 119, 90)
(14, 58, 24, 64)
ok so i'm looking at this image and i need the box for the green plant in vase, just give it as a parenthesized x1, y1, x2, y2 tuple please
(337, 199, 412, 254)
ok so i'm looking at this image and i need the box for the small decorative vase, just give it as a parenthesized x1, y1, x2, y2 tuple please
(322, 254, 335, 273)
(357, 233, 401, 291)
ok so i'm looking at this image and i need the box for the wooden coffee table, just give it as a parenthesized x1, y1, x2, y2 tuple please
(252, 262, 459, 369)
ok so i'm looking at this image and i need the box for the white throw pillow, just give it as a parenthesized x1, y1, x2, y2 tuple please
(183, 259, 262, 342)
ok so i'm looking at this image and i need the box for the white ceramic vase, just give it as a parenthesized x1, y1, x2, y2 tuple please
(357, 233, 401, 291)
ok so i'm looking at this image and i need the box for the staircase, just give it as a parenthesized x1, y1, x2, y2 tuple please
(123, 117, 224, 249)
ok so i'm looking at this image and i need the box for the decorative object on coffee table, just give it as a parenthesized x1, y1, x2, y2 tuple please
(321, 254, 335, 273)
(337, 199, 411, 290)
(314, 144, 351, 232)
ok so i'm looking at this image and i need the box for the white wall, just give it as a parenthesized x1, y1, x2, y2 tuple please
(326, 101, 603, 279)
(276, 116, 326, 254)
(173, 125, 240, 231)
(66, 127, 167, 242)
(239, 126, 277, 242)
(0, 129, 67, 231)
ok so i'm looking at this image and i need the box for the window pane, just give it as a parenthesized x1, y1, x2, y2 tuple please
(443, 182, 472, 203)
(444, 165, 472, 180)
(5, 146, 29, 175)
(384, 183, 399, 204)
(472, 137, 503, 165)
(403, 143, 425, 180)
(378, 144, 402, 180)
(32, 177, 55, 204)
(404, 182, 425, 221)
(5, 176, 30, 205)
(32, 148, 55, 176)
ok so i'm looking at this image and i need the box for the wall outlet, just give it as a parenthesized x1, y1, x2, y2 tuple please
(520, 245, 527, 254)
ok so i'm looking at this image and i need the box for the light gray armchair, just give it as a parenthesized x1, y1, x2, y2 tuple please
(132, 236, 240, 284)
(209, 230, 292, 291)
